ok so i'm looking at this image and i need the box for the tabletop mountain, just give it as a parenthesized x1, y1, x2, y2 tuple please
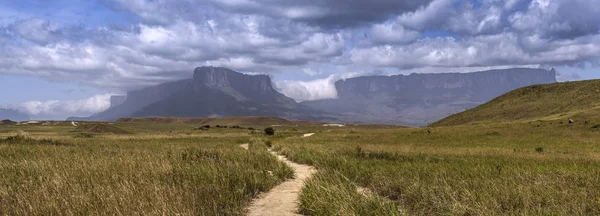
(303, 68, 557, 125)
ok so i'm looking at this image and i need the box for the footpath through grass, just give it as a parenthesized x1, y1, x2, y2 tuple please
(277, 121, 600, 215)
(0, 123, 293, 215)
(3, 120, 600, 215)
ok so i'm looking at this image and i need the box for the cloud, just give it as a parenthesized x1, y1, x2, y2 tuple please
(102, 0, 434, 28)
(275, 72, 362, 101)
(396, 0, 454, 30)
(4, 94, 112, 120)
(0, 16, 346, 91)
(275, 77, 338, 102)
(10, 18, 60, 45)
(362, 22, 421, 45)
(351, 32, 600, 69)
(0, 0, 599, 108)
(509, 0, 600, 39)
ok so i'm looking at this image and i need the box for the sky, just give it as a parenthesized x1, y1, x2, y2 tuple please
(0, 0, 599, 120)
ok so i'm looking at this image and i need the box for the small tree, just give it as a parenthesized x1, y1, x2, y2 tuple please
(264, 127, 275, 136)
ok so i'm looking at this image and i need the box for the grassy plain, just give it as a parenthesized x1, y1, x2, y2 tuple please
(275, 121, 600, 215)
(0, 122, 293, 215)
(2, 116, 600, 215)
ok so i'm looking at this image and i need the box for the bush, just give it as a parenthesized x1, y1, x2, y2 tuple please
(264, 127, 275, 136)
(265, 140, 273, 148)
(535, 147, 544, 153)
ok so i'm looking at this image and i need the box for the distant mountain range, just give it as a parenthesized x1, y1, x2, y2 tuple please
(70, 67, 556, 126)
(303, 68, 557, 125)
(0, 108, 30, 122)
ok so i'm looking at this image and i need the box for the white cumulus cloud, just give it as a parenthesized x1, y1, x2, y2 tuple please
(4, 94, 112, 120)
(275, 76, 338, 102)
(275, 73, 361, 102)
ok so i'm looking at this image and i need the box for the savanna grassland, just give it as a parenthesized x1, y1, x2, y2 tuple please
(269, 79, 600, 215)
(0, 121, 293, 215)
(275, 121, 600, 215)
(2, 109, 600, 215)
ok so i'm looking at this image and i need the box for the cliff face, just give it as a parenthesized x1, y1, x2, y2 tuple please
(194, 67, 274, 94)
(192, 67, 296, 106)
(336, 68, 556, 100)
(83, 67, 317, 121)
(74, 67, 557, 125)
(304, 68, 557, 126)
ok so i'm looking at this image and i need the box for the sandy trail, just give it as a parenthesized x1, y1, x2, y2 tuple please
(247, 149, 316, 216)
(240, 140, 376, 215)
(323, 124, 345, 127)
(302, 133, 315, 138)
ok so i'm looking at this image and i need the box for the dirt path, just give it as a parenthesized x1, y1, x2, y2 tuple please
(302, 133, 315, 138)
(247, 149, 316, 216)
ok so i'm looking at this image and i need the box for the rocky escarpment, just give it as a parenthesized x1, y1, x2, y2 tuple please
(130, 67, 306, 118)
(303, 68, 557, 126)
(73, 67, 557, 126)
(336, 68, 556, 100)
(78, 67, 321, 121)
(191, 67, 297, 107)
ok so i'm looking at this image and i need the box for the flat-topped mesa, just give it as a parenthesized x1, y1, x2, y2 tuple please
(335, 68, 557, 100)
(193, 66, 275, 94)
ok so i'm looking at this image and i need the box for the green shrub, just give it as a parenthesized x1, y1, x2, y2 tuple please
(264, 127, 275, 136)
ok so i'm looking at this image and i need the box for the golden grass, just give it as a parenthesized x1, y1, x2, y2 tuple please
(276, 121, 600, 215)
(433, 79, 600, 126)
(0, 123, 293, 215)
(3, 116, 600, 215)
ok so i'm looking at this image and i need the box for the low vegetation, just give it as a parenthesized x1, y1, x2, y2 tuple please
(76, 123, 132, 134)
(264, 127, 275, 136)
(0, 123, 293, 215)
(3, 106, 600, 215)
(299, 170, 399, 215)
(276, 121, 600, 215)
(1, 134, 67, 146)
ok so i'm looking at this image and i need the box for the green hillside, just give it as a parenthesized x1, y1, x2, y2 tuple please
(432, 79, 600, 126)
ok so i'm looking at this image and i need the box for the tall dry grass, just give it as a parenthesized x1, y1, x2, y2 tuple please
(0, 125, 292, 215)
(278, 121, 600, 215)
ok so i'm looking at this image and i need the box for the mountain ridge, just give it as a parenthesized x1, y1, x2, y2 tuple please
(303, 68, 557, 125)
(71, 67, 557, 125)
(74, 67, 326, 122)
